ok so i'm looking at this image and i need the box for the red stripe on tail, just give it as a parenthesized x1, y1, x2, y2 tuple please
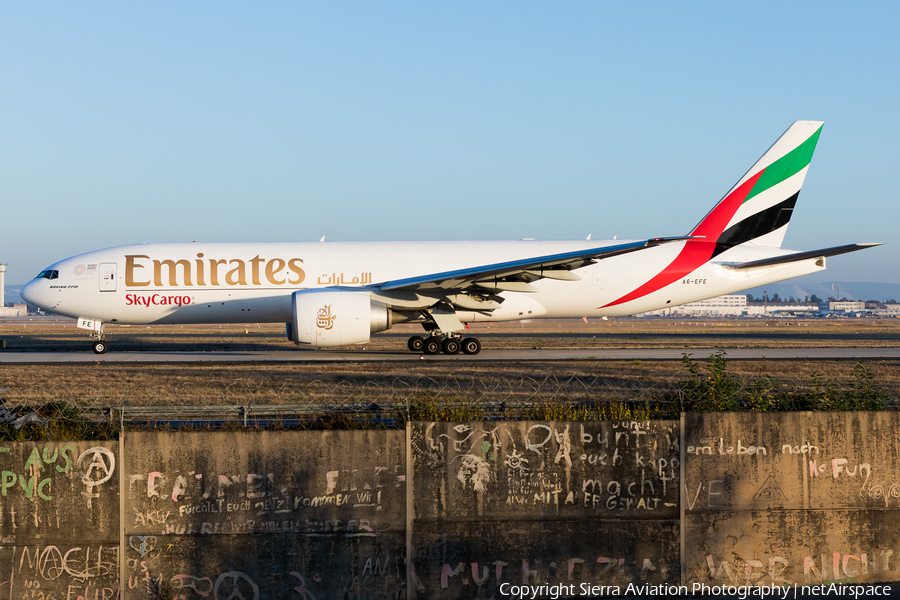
(601, 170, 764, 308)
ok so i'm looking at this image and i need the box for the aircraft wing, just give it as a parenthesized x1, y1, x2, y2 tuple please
(375, 237, 692, 293)
(728, 243, 882, 270)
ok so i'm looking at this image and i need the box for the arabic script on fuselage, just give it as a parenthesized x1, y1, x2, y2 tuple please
(316, 273, 372, 285)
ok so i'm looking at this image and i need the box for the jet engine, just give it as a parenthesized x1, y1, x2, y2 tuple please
(289, 289, 393, 347)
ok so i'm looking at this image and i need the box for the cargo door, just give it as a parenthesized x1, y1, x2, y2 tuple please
(99, 263, 117, 292)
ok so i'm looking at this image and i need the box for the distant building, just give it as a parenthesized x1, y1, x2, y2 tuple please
(820, 301, 866, 313)
(639, 295, 748, 316)
(677, 295, 747, 316)
(879, 304, 900, 317)
(640, 294, 818, 317)
(639, 295, 899, 318)
(0, 303, 28, 317)
(746, 301, 819, 316)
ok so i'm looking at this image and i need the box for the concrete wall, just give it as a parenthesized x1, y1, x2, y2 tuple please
(1, 414, 898, 598)
(123, 431, 406, 599)
(0, 441, 119, 600)
(684, 412, 900, 586)
(410, 421, 680, 597)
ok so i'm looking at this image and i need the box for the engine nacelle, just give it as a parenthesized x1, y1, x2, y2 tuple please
(290, 289, 392, 347)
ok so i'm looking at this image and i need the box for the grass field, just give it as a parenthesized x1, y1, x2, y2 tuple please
(1, 317, 898, 409)
(3, 316, 900, 352)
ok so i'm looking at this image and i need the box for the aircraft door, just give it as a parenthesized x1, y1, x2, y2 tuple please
(99, 263, 117, 292)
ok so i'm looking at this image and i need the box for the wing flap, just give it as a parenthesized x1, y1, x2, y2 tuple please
(376, 237, 692, 293)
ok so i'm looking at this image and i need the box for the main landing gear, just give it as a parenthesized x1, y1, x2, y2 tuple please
(407, 334, 481, 355)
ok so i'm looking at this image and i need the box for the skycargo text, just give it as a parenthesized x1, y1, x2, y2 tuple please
(125, 294, 192, 307)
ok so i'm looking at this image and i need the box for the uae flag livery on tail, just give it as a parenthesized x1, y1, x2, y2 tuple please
(603, 121, 823, 308)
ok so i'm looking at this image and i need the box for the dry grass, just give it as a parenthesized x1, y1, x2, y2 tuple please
(1, 318, 898, 410)
(2, 317, 900, 352)
(1, 356, 898, 409)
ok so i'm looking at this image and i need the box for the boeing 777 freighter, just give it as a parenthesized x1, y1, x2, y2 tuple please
(21, 121, 879, 354)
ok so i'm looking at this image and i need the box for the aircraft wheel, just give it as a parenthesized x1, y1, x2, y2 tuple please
(407, 336, 425, 352)
(461, 337, 481, 355)
(442, 338, 461, 355)
(423, 338, 442, 355)
(92, 340, 109, 355)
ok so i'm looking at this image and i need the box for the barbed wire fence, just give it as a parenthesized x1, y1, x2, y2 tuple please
(17, 371, 675, 402)
(0, 373, 677, 435)
(1, 357, 896, 438)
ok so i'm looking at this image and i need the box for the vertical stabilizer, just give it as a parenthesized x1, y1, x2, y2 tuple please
(691, 120, 824, 252)
(602, 121, 823, 308)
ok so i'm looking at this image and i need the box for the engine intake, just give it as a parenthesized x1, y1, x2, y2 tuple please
(289, 289, 392, 347)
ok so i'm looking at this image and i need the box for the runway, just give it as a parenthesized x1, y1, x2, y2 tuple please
(2, 347, 900, 363)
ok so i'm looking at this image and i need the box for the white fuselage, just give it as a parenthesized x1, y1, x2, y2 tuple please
(21, 239, 823, 326)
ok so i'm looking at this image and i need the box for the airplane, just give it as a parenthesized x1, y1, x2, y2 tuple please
(21, 121, 880, 355)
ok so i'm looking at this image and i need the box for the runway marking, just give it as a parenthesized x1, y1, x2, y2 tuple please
(2, 348, 900, 364)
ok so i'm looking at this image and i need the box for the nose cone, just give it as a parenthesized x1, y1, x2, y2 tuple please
(21, 279, 43, 308)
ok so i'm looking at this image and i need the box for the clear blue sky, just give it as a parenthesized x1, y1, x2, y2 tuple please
(2, 2, 897, 286)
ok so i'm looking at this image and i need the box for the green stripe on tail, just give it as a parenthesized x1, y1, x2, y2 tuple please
(744, 124, 823, 203)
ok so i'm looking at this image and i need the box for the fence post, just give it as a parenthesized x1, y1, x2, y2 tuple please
(680, 411, 686, 585)
(119, 424, 126, 598)
(406, 419, 413, 600)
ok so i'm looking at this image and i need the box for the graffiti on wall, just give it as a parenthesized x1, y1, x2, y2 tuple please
(411, 420, 681, 596)
(122, 431, 406, 599)
(415, 421, 680, 517)
(684, 413, 900, 586)
(0, 442, 119, 600)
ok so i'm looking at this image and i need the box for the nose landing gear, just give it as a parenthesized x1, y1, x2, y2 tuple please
(77, 317, 109, 354)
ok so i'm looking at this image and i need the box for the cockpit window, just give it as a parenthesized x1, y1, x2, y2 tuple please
(37, 270, 59, 280)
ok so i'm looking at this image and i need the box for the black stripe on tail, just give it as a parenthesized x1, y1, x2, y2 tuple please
(712, 192, 799, 258)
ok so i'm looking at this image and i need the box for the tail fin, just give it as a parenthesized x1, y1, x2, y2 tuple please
(689, 120, 823, 253)
(601, 122, 823, 309)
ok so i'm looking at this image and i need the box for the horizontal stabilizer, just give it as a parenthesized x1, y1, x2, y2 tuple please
(728, 243, 882, 270)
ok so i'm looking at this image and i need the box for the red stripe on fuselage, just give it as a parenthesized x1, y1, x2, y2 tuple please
(601, 170, 764, 308)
